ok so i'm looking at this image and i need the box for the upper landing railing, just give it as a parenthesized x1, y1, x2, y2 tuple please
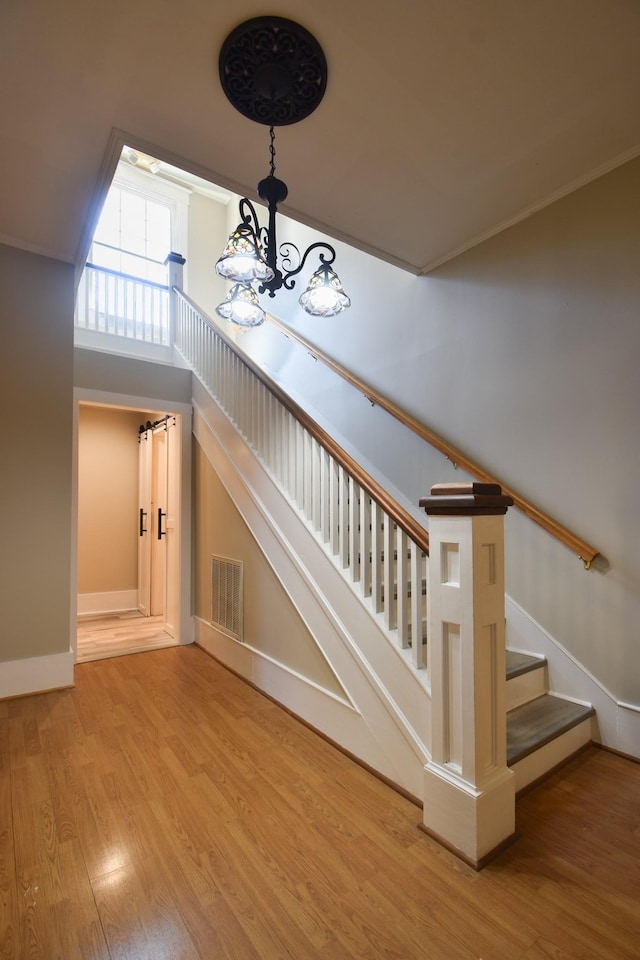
(265, 314, 600, 570)
(75, 261, 170, 345)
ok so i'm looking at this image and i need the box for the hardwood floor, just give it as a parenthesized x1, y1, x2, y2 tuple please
(76, 611, 176, 663)
(1, 644, 639, 959)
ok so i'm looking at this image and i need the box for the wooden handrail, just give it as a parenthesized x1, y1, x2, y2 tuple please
(175, 291, 430, 556)
(266, 313, 600, 569)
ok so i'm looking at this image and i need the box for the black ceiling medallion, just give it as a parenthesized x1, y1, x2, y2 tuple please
(218, 15, 328, 126)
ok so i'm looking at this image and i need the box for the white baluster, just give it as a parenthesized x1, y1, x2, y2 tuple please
(206, 324, 213, 386)
(286, 409, 294, 492)
(360, 494, 372, 598)
(397, 528, 409, 648)
(302, 430, 313, 523)
(310, 438, 321, 532)
(319, 445, 330, 544)
(285, 412, 296, 498)
(264, 390, 274, 472)
(272, 400, 281, 481)
(349, 479, 360, 583)
(329, 456, 340, 557)
(410, 540, 424, 668)
(294, 420, 304, 510)
(371, 500, 383, 613)
(270, 392, 278, 475)
(383, 512, 394, 630)
(338, 465, 349, 568)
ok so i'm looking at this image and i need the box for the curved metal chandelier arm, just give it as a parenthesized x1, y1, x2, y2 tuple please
(278, 242, 301, 273)
(238, 197, 261, 236)
(282, 242, 336, 290)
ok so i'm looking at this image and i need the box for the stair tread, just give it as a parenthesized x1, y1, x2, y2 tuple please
(507, 694, 594, 765)
(506, 650, 546, 680)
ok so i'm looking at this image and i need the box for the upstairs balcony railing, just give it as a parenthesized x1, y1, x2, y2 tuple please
(75, 261, 170, 345)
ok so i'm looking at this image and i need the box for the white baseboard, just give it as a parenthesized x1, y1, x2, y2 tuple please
(506, 595, 640, 760)
(0, 650, 75, 699)
(77, 590, 137, 616)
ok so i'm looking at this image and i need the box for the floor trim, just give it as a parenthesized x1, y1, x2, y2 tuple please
(0, 650, 75, 700)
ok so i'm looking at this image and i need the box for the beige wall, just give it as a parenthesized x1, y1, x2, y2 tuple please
(194, 440, 345, 697)
(77, 405, 143, 594)
(0, 244, 74, 662)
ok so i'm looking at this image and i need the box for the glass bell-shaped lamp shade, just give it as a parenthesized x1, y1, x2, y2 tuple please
(215, 225, 274, 284)
(298, 262, 351, 317)
(216, 282, 266, 327)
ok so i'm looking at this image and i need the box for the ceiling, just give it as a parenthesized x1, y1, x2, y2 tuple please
(2, 0, 639, 275)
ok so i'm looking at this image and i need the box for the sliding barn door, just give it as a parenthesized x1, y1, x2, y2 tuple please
(137, 415, 180, 638)
(137, 432, 152, 616)
(151, 428, 167, 617)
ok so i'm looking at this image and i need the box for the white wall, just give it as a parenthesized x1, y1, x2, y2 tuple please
(224, 156, 640, 710)
(186, 191, 229, 319)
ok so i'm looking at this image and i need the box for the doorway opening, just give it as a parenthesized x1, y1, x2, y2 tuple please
(76, 401, 183, 662)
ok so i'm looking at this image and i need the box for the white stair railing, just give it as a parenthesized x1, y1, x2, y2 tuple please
(175, 290, 429, 671)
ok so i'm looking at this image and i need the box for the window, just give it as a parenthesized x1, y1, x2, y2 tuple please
(90, 186, 171, 285)
(75, 152, 190, 346)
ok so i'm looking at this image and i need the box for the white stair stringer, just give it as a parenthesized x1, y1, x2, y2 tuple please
(192, 379, 430, 799)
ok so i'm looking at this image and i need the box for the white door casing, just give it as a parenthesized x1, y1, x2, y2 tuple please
(73, 387, 194, 661)
(164, 416, 181, 638)
(151, 427, 167, 617)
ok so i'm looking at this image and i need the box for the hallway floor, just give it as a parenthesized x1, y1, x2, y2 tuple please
(76, 611, 176, 662)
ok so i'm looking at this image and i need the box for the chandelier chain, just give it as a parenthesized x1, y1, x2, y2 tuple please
(269, 125, 276, 177)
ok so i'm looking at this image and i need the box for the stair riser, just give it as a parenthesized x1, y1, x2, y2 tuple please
(506, 666, 547, 711)
(511, 717, 594, 793)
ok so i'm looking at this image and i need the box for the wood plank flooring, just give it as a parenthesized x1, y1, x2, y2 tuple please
(1, 644, 639, 959)
(76, 612, 176, 663)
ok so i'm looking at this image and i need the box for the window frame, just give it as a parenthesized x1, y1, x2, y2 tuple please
(91, 161, 191, 285)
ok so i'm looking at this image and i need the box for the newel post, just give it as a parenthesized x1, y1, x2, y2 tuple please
(419, 482, 515, 868)
(165, 251, 186, 346)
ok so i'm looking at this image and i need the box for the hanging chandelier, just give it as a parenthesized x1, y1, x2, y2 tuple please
(215, 16, 351, 327)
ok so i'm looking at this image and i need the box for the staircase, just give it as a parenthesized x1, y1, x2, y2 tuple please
(174, 289, 596, 807)
(506, 650, 595, 792)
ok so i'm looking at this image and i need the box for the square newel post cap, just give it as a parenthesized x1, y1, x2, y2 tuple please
(419, 482, 514, 516)
(165, 251, 186, 265)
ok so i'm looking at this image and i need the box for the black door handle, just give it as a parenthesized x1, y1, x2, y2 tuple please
(158, 508, 167, 539)
(139, 508, 147, 536)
